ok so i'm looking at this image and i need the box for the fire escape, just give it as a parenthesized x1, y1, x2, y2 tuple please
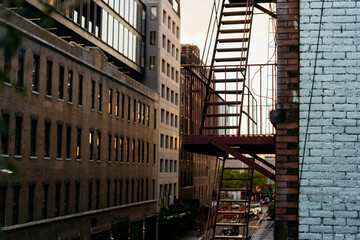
(182, 0, 277, 239)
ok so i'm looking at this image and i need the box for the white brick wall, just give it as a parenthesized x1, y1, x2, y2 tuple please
(299, 0, 360, 239)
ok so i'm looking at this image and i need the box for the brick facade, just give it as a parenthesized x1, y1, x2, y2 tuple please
(276, 0, 300, 239)
(299, 1, 360, 239)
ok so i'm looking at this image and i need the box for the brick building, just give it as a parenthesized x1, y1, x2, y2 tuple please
(0, 1, 161, 239)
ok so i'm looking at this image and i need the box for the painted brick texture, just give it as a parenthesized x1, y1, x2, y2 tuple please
(276, 0, 299, 239)
(299, 0, 360, 239)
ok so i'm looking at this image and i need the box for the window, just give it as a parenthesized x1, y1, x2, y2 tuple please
(172, 44, 175, 57)
(137, 179, 140, 202)
(107, 180, 111, 207)
(66, 126, 71, 158)
(150, 6, 157, 20)
(171, 113, 174, 126)
(175, 115, 178, 128)
(170, 160, 173, 172)
(57, 123, 62, 158)
(160, 134, 164, 148)
(91, 80, 95, 109)
(89, 131, 94, 160)
(141, 179, 144, 201)
(114, 180, 118, 205)
(125, 180, 129, 204)
(108, 134, 112, 162)
(119, 137, 123, 162)
(149, 56, 156, 70)
(167, 40, 170, 53)
(98, 83, 102, 111)
(138, 102, 141, 123)
(175, 138, 178, 150)
(127, 96, 131, 120)
(114, 136, 119, 163)
(153, 144, 156, 164)
(165, 135, 169, 148)
(75, 182, 80, 213)
(171, 67, 174, 80)
(160, 159, 163, 172)
(0, 114, 9, 155)
(46, 61, 53, 96)
(132, 140, 135, 162)
(172, 21, 175, 34)
(59, 66, 65, 99)
(166, 87, 170, 101)
(161, 84, 165, 98)
(3, 50, 11, 83)
(44, 122, 51, 158)
(131, 180, 134, 203)
(141, 141, 145, 163)
(176, 27, 180, 39)
(162, 59, 165, 73)
(137, 140, 141, 163)
(166, 111, 169, 125)
(168, 16, 171, 29)
(17, 49, 25, 87)
(154, 109, 157, 128)
(176, 49, 179, 62)
(146, 179, 149, 200)
(32, 54, 40, 92)
(97, 132, 101, 160)
(42, 184, 48, 219)
(142, 103, 145, 125)
(68, 70, 73, 102)
(146, 142, 149, 164)
(174, 160, 177, 172)
(15, 116, 22, 156)
(78, 75, 83, 105)
(170, 137, 173, 149)
(28, 185, 35, 221)
(119, 180, 123, 205)
(161, 109, 164, 123)
(133, 99, 136, 122)
(55, 183, 61, 217)
(121, 94, 125, 118)
(162, 34, 166, 48)
(150, 31, 156, 45)
(175, 93, 178, 105)
(116, 91, 120, 117)
(12, 186, 20, 224)
(163, 10, 166, 24)
(96, 181, 100, 209)
(76, 128, 81, 159)
(88, 181, 93, 210)
(171, 90, 174, 103)
(108, 88, 113, 114)
(30, 119, 37, 157)
(126, 138, 130, 162)
(64, 183, 69, 215)
(167, 63, 170, 77)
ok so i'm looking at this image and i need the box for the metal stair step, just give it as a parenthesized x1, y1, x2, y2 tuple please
(224, 2, 251, 8)
(220, 188, 249, 192)
(202, 126, 239, 130)
(220, 19, 251, 25)
(214, 57, 247, 62)
(211, 90, 243, 94)
(212, 67, 246, 72)
(204, 113, 242, 117)
(216, 47, 247, 52)
(218, 38, 249, 43)
(223, 11, 252, 16)
(216, 222, 247, 227)
(213, 235, 245, 240)
(217, 210, 247, 214)
(219, 199, 248, 203)
(205, 101, 241, 105)
(212, 78, 244, 82)
(219, 29, 250, 34)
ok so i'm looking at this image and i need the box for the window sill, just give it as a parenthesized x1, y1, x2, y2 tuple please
(67, 101, 73, 105)
(96, 160, 101, 163)
(65, 158, 71, 161)
(58, 98, 64, 102)
(78, 104, 83, 108)
(1, 154, 9, 158)
(56, 158, 63, 161)
(107, 161, 111, 164)
(14, 155, 23, 159)
(76, 158, 81, 162)
(45, 95, 52, 99)
(32, 90, 39, 95)
(90, 108, 95, 112)
(3, 82, 11, 87)
(30, 156, 37, 160)
(43, 157, 50, 160)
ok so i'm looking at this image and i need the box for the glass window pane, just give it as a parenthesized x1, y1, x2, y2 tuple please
(128, 31, 133, 60)
(125, 0, 129, 22)
(114, 19, 119, 51)
(124, 28, 128, 57)
(120, 0, 125, 18)
(115, 0, 119, 14)
(119, 23, 124, 54)
(101, 9, 108, 43)
(150, 7, 157, 20)
(108, 15, 113, 46)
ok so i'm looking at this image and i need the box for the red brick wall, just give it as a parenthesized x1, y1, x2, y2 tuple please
(275, 0, 299, 239)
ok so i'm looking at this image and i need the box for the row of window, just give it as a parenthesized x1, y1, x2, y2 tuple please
(160, 109, 178, 128)
(0, 114, 157, 165)
(162, 9, 180, 39)
(160, 134, 177, 150)
(159, 159, 177, 173)
(161, 84, 179, 105)
(159, 183, 176, 200)
(0, 178, 156, 226)
(161, 58, 179, 82)
(2, 50, 156, 129)
(162, 34, 179, 61)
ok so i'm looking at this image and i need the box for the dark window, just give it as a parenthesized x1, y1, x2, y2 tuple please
(30, 119, 37, 157)
(78, 75, 83, 105)
(141, 179, 144, 201)
(44, 122, 51, 158)
(0, 187, 6, 226)
(57, 123, 62, 158)
(138, 102, 141, 123)
(119, 180, 123, 205)
(147, 106, 150, 126)
(137, 140, 141, 163)
(132, 140, 135, 163)
(142, 103, 145, 125)
(126, 138, 129, 163)
(116, 91, 120, 117)
(66, 126, 71, 158)
(46, 60, 53, 96)
(58, 66, 64, 99)
(142, 141, 144, 163)
(0, 114, 9, 155)
(76, 128, 81, 159)
(153, 144, 156, 164)
(121, 94, 125, 118)
(88, 181, 93, 210)
(107, 180, 110, 207)
(108, 134, 112, 162)
(32, 54, 40, 92)
(114, 180, 118, 205)
(149, 56, 156, 70)
(131, 180, 134, 203)
(95, 181, 100, 209)
(160, 134, 164, 148)
(154, 109, 157, 128)
(137, 179, 140, 202)
(64, 183, 69, 215)
(127, 96, 131, 120)
(133, 99, 136, 122)
(75, 182, 80, 213)
(17, 49, 25, 87)
(108, 88, 113, 114)
(3, 50, 11, 83)
(119, 137, 123, 162)
(12, 186, 20, 224)
(67, 70, 73, 102)
(153, 180, 156, 200)
(42, 184, 48, 219)
(98, 83, 102, 111)
(91, 80, 95, 109)
(28, 185, 35, 221)
(15, 116, 22, 155)
(150, 31, 156, 45)
(55, 183, 61, 217)
(97, 132, 101, 160)
(125, 180, 129, 204)
(89, 131, 94, 160)
(146, 179, 148, 200)
(146, 142, 149, 164)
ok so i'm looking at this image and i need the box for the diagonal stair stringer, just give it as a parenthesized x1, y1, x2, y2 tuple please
(208, 137, 276, 181)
